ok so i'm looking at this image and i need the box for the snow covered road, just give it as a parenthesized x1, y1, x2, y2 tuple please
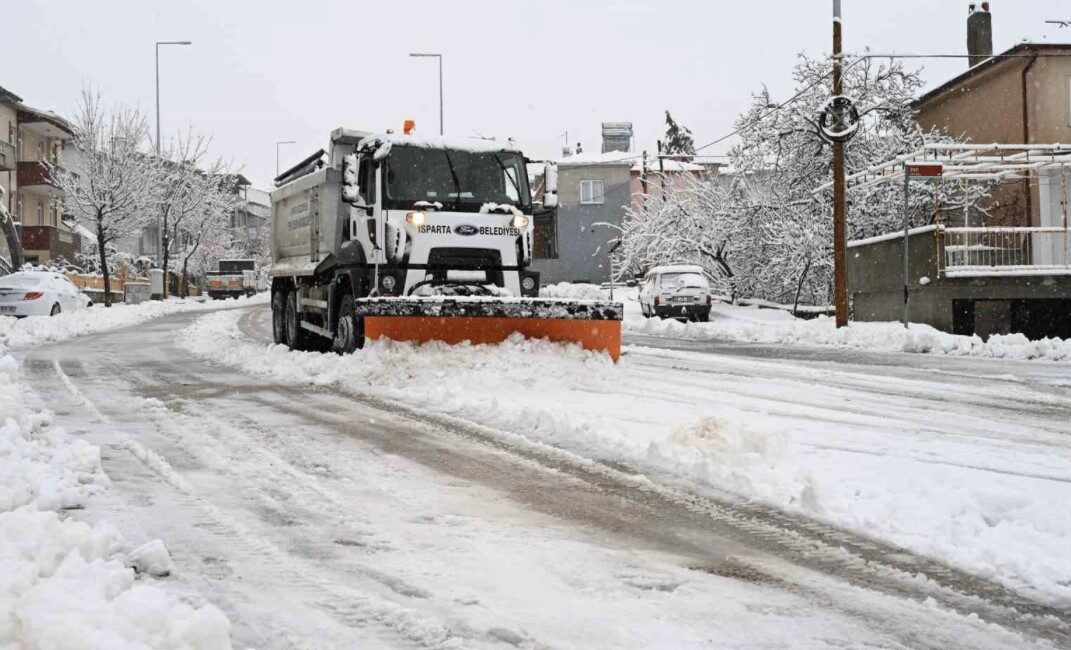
(16, 305, 1071, 648)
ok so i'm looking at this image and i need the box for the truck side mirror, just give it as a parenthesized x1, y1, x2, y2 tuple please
(341, 153, 361, 204)
(543, 163, 559, 209)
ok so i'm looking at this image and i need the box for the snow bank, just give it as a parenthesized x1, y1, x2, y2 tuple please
(539, 282, 606, 301)
(185, 308, 1071, 605)
(628, 302, 1071, 362)
(0, 293, 266, 351)
(0, 301, 235, 648)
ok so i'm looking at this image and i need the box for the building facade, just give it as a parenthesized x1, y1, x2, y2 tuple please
(0, 84, 79, 266)
(914, 23, 1071, 227)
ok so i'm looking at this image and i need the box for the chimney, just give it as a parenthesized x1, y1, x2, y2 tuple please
(967, 3, 993, 68)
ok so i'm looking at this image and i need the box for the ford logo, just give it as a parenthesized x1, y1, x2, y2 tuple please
(453, 224, 479, 236)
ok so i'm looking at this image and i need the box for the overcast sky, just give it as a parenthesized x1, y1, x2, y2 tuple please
(6, 1, 1069, 188)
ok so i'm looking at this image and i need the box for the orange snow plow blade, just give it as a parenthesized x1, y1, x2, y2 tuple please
(357, 298, 624, 361)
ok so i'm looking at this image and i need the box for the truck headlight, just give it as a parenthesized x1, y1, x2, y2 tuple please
(405, 211, 426, 226)
(521, 276, 536, 291)
(511, 214, 530, 229)
(381, 275, 397, 291)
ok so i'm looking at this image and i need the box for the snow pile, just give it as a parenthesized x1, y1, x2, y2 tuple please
(628, 303, 1071, 362)
(539, 282, 606, 301)
(0, 293, 266, 351)
(0, 309, 233, 647)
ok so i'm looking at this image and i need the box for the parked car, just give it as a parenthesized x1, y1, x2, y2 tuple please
(639, 265, 712, 322)
(0, 270, 93, 317)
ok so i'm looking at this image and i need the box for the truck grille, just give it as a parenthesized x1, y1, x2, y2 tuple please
(426, 248, 503, 287)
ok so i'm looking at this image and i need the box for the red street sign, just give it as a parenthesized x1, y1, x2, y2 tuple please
(907, 163, 943, 178)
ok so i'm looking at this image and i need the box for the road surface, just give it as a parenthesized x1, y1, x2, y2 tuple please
(18, 304, 1071, 649)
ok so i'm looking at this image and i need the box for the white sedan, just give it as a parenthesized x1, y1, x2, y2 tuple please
(0, 270, 93, 317)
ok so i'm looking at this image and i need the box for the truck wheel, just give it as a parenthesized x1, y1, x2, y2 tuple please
(284, 291, 313, 351)
(272, 289, 288, 344)
(332, 294, 364, 354)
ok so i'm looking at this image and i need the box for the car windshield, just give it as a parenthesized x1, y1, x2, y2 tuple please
(384, 146, 530, 212)
(660, 272, 707, 289)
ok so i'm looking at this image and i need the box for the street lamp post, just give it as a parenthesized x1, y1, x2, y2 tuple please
(276, 140, 296, 178)
(409, 53, 443, 135)
(155, 41, 192, 154)
(153, 40, 191, 298)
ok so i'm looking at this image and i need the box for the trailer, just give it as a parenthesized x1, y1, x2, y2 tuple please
(267, 125, 622, 359)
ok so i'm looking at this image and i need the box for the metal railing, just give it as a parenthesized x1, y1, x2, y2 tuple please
(941, 227, 1071, 276)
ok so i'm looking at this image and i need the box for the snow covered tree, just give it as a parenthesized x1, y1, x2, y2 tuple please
(158, 132, 239, 297)
(173, 173, 241, 297)
(661, 111, 696, 160)
(51, 90, 160, 306)
(621, 54, 987, 309)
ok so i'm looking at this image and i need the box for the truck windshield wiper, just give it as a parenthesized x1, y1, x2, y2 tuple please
(442, 148, 463, 210)
(494, 154, 524, 208)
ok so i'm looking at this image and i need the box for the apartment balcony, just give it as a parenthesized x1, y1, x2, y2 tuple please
(17, 161, 65, 197)
(0, 140, 15, 172)
(16, 224, 81, 263)
(940, 227, 1071, 277)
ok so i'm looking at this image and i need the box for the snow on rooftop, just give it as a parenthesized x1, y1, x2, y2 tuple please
(631, 158, 706, 173)
(645, 264, 706, 276)
(555, 150, 638, 167)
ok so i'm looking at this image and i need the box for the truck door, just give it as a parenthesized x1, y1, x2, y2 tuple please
(358, 155, 386, 265)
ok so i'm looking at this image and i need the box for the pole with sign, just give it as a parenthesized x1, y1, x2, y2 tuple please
(902, 163, 943, 327)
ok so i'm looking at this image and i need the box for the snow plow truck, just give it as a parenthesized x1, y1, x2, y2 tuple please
(267, 125, 623, 359)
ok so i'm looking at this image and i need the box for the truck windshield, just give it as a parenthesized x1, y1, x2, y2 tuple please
(384, 146, 530, 212)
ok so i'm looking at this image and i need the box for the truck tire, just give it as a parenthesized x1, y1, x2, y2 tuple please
(272, 289, 288, 345)
(332, 294, 364, 354)
(284, 291, 313, 351)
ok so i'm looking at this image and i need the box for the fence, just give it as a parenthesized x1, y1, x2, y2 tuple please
(940, 227, 1071, 276)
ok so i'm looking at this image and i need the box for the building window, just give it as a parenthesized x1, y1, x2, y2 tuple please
(37, 202, 44, 225)
(534, 211, 558, 259)
(579, 179, 605, 205)
(6, 122, 13, 145)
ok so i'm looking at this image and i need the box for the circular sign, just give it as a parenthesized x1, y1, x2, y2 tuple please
(818, 95, 861, 144)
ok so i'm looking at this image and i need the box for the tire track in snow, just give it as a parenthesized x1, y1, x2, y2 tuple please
(52, 359, 470, 649)
(226, 306, 1071, 646)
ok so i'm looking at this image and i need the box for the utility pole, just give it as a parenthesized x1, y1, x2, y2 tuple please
(657, 139, 666, 202)
(641, 150, 649, 197)
(831, 0, 849, 328)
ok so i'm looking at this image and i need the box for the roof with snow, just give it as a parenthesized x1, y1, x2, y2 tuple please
(556, 150, 638, 167)
(644, 264, 706, 276)
(915, 42, 1071, 108)
(631, 158, 706, 173)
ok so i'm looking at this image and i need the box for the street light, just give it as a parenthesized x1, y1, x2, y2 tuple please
(409, 52, 443, 135)
(276, 140, 296, 177)
(155, 40, 192, 154)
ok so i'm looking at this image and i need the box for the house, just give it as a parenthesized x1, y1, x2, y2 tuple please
(913, 3, 1071, 228)
(0, 84, 79, 265)
(846, 5, 1071, 339)
(531, 123, 718, 285)
(230, 183, 270, 258)
(531, 148, 633, 284)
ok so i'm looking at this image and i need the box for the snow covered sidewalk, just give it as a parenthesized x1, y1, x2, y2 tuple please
(1, 299, 242, 648)
(628, 304, 1071, 361)
(188, 307, 1071, 609)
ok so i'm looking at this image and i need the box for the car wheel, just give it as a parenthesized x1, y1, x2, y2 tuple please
(50, 303, 61, 316)
(332, 294, 364, 354)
